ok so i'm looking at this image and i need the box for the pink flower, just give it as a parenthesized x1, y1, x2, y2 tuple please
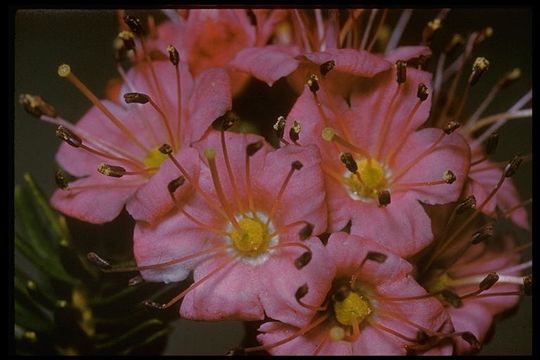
(50, 60, 231, 224)
(145, 9, 287, 94)
(133, 130, 330, 323)
(255, 232, 453, 355)
(465, 138, 529, 229)
(281, 53, 470, 257)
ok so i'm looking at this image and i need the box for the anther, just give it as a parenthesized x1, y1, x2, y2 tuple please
(333, 285, 350, 302)
(417, 83, 429, 101)
(484, 132, 499, 155)
(220, 114, 236, 131)
(273, 116, 286, 140)
(504, 155, 522, 177)
(142, 300, 165, 310)
(158, 143, 173, 155)
(167, 45, 180, 66)
(246, 8, 257, 26)
(289, 121, 301, 143)
(523, 275, 532, 296)
(422, 18, 442, 45)
(471, 223, 494, 244)
(443, 170, 456, 184)
(97, 163, 126, 178)
(441, 289, 463, 308)
(502, 68, 521, 88)
(246, 141, 264, 157)
(444, 120, 461, 134)
(86, 252, 112, 270)
(366, 251, 388, 263)
(55, 169, 69, 190)
(123, 15, 144, 36)
(456, 195, 477, 214)
(167, 176, 185, 194)
(444, 34, 465, 54)
(299, 222, 314, 240)
(118, 31, 136, 51)
(321, 127, 335, 142)
(56, 125, 82, 148)
(307, 74, 320, 93)
(395, 60, 407, 84)
(204, 148, 216, 160)
(461, 331, 481, 351)
(295, 251, 313, 269)
(320, 60, 336, 76)
(469, 57, 490, 86)
(377, 190, 391, 207)
(123, 92, 150, 104)
(19, 94, 57, 118)
(291, 160, 304, 171)
(57, 64, 71, 78)
(340, 153, 358, 173)
(479, 272, 499, 291)
(295, 283, 309, 301)
(128, 275, 144, 286)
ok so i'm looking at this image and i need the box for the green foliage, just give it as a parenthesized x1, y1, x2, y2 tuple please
(14, 174, 180, 355)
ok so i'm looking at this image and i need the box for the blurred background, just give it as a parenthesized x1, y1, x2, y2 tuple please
(14, 8, 531, 355)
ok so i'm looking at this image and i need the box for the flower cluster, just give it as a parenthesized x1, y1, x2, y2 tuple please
(20, 9, 531, 355)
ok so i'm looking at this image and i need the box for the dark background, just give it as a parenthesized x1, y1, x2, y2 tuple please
(14, 8, 531, 355)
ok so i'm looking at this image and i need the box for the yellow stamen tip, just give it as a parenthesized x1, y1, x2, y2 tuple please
(322, 127, 335, 141)
(57, 64, 71, 77)
(204, 148, 216, 160)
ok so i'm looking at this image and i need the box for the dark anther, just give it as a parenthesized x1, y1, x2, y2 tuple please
(523, 275, 532, 296)
(479, 272, 499, 291)
(456, 195, 476, 214)
(273, 116, 286, 140)
(443, 170, 456, 184)
(469, 57, 490, 86)
(471, 223, 494, 244)
(124, 92, 150, 104)
(441, 289, 463, 308)
(246, 9, 257, 26)
(307, 74, 320, 93)
(484, 132, 499, 155)
(19, 94, 57, 118)
(299, 222, 314, 240)
(395, 60, 407, 84)
(416, 330, 430, 345)
(97, 164, 126, 178)
(291, 160, 304, 170)
(320, 60, 336, 76)
(167, 45, 180, 66)
(444, 120, 461, 134)
(168, 176, 186, 194)
(504, 155, 522, 178)
(86, 252, 112, 270)
(289, 121, 301, 143)
(295, 251, 313, 270)
(55, 169, 69, 190)
(378, 190, 391, 207)
(128, 275, 144, 286)
(461, 332, 481, 352)
(295, 283, 309, 301)
(340, 153, 358, 173)
(417, 83, 429, 101)
(246, 141, 263, 157)
(123, 15, 144, 36)
(333, 285, 350, 302)
(56, 126, 82, 148)
(159, 143, 173, 155)
(366, 251, 388, 263)
(118, 31, 136, 51)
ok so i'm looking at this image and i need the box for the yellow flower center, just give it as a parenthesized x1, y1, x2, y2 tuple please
(333, 292, 372, 326)
(345, 158, 389, 200)
(144, 147, 169, 175)
(229, 217, 271, 257)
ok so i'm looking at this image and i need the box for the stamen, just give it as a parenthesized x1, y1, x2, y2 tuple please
(55, 169, 70, 190)
(470, 108, 532, 134)
(440, 289, 463, 308)
(57, 64, 150, 153)
(461, 332, 481, 352)
(97, 163, 127, 178)
(322, 127, 370, 158)
(289, 120, 301, 144)
(19, 94, 57, 118)
(143, 255, 240, 310)
(359, 9, 378, 50)
(294, 251, 313, 269)
(220, 125, 243, 212)
(502, 198, 532, 220)
(351, 251, 388, 287)
(204, 148, 241, 229)
(366, 9, 388, 52)
(167, 45, 183, 139)
(377, 190, 391, 207)
(245, 141, 263, 211)
(470, 223, 494, 244)
(128, 275, 144, 286)
(273, 116, 287, 143)
(298, 222, 315, 240)
(320, 60, 336, 76)
(56, 125, 82, 148)
(421, 17, 442, 46)
(86, 252, 112, 270)
(307, 74, 320, 93)
(267, 161, 303, 221)
(367, 319, 417, 343)
(293, 9, 313, 52)
(392, 170, 456, 193)
(455, 195, 477, 214)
